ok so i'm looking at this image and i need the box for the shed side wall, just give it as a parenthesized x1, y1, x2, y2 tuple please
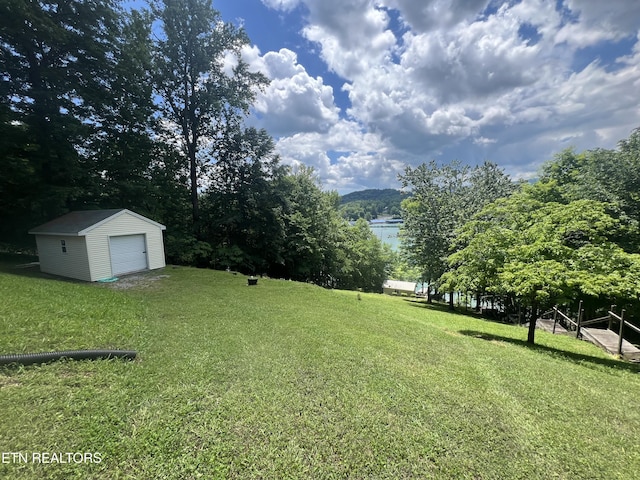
(85, 212, 166, 280)
(35, 235, 91, 281)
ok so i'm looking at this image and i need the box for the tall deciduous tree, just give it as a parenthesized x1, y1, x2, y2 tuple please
(540, 129, 640, 252)
(277, 167, 346, 286)
(399, 160, 513, 306)
(445, 182, 640, 344)
(152, 0, 268, 233)
(399, 160, 469, 303)
(0, 0, 121, 238)
(94, 8, 158, 213)
(203, 124, 287, 272)
(466, 161, 517, 218)
(339, 219, 391, 293)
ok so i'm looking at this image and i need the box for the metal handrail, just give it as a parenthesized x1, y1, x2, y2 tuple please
(543, 304, 639, 357)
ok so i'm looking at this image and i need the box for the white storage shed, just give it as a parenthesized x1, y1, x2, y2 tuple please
(29, 209, 166, 281)
(382, 279, 417, 296)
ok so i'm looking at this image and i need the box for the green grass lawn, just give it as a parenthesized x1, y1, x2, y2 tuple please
(1, 258, 640, 479)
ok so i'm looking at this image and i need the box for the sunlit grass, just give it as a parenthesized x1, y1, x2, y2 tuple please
(1, 261, 639, 479)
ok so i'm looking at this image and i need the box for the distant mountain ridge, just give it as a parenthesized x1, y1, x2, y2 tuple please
(339, 188, 405, 203)
(339, 189, 409, 221)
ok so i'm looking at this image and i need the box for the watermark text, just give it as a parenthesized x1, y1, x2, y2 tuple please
(2, 452, 102, 464)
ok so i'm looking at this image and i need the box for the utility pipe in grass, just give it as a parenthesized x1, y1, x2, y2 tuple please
(0, 350, 137, 366)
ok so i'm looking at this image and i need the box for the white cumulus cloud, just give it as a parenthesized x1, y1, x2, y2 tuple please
(255, 0, 640, 191)
(243, 46, 340, 136)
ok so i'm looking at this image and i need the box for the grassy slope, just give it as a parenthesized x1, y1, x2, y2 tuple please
(1, 263, 639, 479)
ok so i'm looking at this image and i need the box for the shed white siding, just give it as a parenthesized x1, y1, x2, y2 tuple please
(85, 211, 165, 281)
(34, 235, 92, 281)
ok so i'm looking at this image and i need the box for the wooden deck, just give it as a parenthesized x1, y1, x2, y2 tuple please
(533, 318, 640, 360)
(581, 328, 640, 361)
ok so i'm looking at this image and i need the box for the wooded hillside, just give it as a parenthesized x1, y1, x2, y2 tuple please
(339, 189, 408, 220)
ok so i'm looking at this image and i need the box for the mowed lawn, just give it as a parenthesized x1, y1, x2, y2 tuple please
(1, 260, 640, 479)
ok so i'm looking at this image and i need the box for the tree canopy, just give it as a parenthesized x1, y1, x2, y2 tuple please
(399, 160, 515, 304)
(0, 0, 122, 237)
(152, 0, 268, 231)
(443, 182, 640, 342)
(400, 139, 640, 344)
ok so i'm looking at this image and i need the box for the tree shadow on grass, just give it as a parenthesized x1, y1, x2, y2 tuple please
(403, 298, 460, 311)
(403, 298, 497, 321)
(459, 330, 640, 373)
(404, 299, 546, 344)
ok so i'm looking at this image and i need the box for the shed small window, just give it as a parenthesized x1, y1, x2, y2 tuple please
(61, 239, 67, 253)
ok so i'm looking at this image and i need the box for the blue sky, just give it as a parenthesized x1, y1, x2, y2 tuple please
(209, 1, 640, 193)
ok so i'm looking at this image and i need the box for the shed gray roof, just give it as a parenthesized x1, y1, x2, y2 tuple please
(29, 209, 166, 236)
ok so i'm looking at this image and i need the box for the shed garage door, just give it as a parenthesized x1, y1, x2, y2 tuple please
(110, 234, 148, 276)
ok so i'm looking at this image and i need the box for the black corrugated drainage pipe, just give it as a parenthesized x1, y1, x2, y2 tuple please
(0, 350, 137, 366)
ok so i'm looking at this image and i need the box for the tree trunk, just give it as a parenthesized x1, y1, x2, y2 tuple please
(190, 166, 199, 223)
(188, 144, 200, 235)
(527, 301, 538, 344)
(475, 290, 481, 312)
(448, 290, 455, 311)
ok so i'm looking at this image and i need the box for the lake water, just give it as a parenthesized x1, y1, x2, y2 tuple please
(369, 223, 401, 251)
(371, 223, 477, 308)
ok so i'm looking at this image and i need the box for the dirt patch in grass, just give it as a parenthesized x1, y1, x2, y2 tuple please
(104, 271, 170, 290)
